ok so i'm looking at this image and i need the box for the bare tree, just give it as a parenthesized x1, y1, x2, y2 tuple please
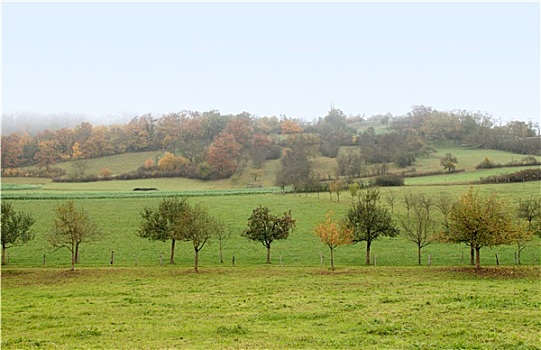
(215, 224, 231, 264)
(385, 190, 397, 213)
(399, 194, 436, 264)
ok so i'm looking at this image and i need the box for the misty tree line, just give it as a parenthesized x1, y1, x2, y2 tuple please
(2, 106, 539, 180)
(3, 189, 540, 271)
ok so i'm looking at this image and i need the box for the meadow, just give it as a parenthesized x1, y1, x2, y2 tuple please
(2, 144, 541, 349)
(2, 266, 539, 349)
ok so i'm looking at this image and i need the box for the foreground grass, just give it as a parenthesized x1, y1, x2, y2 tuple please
(2, 266, 539, 349)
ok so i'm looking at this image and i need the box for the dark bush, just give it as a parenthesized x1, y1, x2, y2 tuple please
(373, 175, 404, 187)
(266, 145, 282, 160)
(475, 158, 498, 169)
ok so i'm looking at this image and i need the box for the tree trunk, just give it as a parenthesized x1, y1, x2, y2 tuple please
(366, 241, 371, 265)
(219, 240, 223, 264)
(475, 247, 481, 270)
(170, 239, 176, 264)
(417, 245, 422, 265)
(266, 246, 271, 264)
(70, 247, 75, 271)
(75, 242, 80, 264)
(330, 247, 335, 271)
(194, 249, 199, 272)
(1, 244, 6, 266)
(470, 243, 475, 266)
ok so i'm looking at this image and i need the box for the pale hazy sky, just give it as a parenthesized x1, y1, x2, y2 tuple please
(2, 1, 540, 122)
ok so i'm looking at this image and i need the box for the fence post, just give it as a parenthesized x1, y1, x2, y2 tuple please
(160, 252, 163, 266)
(373, 254, 377, 266)
(495, 253, 500, 266)
(232, 255, 235, 267)
(43, 254, 46, 266)
(428, 254, 432, 266)
(110, 251, 114, 266)
(320, 250, 324, 266)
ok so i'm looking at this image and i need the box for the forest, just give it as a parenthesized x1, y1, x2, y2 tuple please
(2, 106, 540, 186)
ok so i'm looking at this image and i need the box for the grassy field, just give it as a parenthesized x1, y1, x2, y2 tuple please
(2, 182, 540, 269)
(2, 145, 541, 349)
(20, 151, 163, 177)
(2, 266, 539, 349)
(404, 165, 538, 185)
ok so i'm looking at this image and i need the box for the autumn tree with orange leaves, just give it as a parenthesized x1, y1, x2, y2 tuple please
(207, 133, 241, 177)
(314, 210, 353, 271)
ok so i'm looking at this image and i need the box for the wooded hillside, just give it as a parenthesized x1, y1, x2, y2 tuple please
(2, 106, 539, 183)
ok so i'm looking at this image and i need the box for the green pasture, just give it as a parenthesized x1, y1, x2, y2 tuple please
(2, 266, 539, 349)
(404, 165, 539, 185)
(413, 144, 541, 173)
(20, 151, 162, 177)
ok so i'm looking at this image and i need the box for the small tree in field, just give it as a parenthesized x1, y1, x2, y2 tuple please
(242, 206, 295, 264)
(46, 201, 101, 271)
(137, 197, 189, 264)
(398, 194, 436, 265)
(385, 189, 397, 213)
(442, 188, 519, 269)
(250, 168, 264, 182)
(440, 153, 458, 172)
(515, 195, 541, 264)
(314, 210, 353, 271)
(1, 202, 35, 265)
(177, 203, 217, 272)
(348, 183, 359, 202)
(345, 188, 399, 265)
(214, 222, 230, 264)
(330, 181, 342, 202)
(517, 195, 541, 234)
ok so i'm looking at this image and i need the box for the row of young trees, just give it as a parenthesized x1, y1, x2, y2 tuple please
(3, 189, 540, 271)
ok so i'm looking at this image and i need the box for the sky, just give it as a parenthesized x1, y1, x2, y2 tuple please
(2, 1, 540, 123)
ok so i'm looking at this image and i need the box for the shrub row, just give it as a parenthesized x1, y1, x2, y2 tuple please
(395, 168, 465, 178)
(478, 168, 541, 184)
(475, 156, 541, 170)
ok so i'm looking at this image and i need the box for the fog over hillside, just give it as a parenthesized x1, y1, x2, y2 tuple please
(1, 111, 136, 135)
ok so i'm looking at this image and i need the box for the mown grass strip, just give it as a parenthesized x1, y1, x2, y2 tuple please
(0, 187, 283, 200)
(1, 184, 43, 191)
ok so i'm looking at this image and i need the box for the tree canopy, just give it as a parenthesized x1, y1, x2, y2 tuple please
(242, 205, 295, 264)
(137, 197, 189, 264)
(442, 187, 520, 269)
(1, 202, 35, 265)
(345, 188, 399, 265)
(314, 210, 353, 271)
(46, 201, 101, 270)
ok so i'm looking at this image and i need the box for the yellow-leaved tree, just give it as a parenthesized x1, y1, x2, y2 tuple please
(442, 187, 521, 269)
(314, 210, 353, 271)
